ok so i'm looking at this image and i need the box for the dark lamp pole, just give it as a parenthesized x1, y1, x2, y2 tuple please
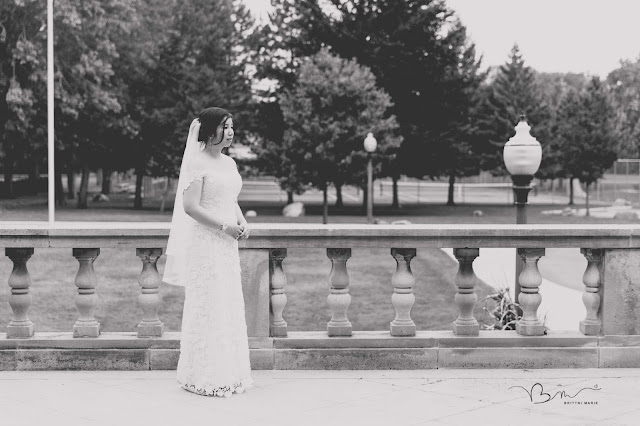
(503, 117, 542, 303)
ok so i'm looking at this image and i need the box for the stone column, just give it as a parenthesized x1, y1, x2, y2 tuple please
(72, 248, 101, 338)
(602, 249, 640, 334)
(453, 248, 480, 336)
(327, 248, 352, 337)
(516, 248, 545, 336)
(580, 248, 603, 335)
(5, 248, 35, 338)
(269, 248, 288, 337)
(136, 248, 164, 337)
(390, 248, 416, 336)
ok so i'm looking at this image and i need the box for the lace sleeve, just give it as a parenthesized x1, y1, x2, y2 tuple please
(182, 169, 206, 193)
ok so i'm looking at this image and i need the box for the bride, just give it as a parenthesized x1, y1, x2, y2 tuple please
(163, 107, 253, 397)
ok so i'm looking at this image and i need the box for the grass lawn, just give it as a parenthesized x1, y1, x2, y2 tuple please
(2, 190, 639, 224)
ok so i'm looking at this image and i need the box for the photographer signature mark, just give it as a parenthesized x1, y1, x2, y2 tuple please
(509, 382, 601, 404)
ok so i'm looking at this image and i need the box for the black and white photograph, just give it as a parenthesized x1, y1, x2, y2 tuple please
(2, 0, 640, 424)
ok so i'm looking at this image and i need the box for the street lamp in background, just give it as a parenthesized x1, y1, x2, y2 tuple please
(364, 132, 377, 224)
(503, 115, 542, 303)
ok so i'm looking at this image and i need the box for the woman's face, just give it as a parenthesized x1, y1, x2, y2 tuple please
(213, 117, 234, 147)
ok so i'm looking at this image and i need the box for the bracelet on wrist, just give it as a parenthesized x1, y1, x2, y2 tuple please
(220, 222, 228, 232)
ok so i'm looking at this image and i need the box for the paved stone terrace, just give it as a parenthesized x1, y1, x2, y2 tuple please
(2, 369, 640, 425)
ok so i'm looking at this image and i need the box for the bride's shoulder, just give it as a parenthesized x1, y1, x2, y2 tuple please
(223, 154, 238, 168)
(191, 152, 214, 168)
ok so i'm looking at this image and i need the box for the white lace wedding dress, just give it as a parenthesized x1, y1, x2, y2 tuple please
(176, 158, 253, 397)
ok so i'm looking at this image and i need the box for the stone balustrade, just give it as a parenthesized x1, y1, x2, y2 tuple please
(2, 223, 640, 370)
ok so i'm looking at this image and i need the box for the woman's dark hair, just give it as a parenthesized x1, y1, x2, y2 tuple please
(197, 107, 232, 146)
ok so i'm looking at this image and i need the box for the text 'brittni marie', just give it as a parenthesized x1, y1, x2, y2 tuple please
(509, 383, 601, 404)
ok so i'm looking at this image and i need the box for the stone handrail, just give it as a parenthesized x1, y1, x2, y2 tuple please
(3, 222, 640, 247)
(2, 222, 640, 370)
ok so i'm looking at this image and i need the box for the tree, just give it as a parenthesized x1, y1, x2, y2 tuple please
(532, 71, 590, 199)
(247, 0, 312, 200)
(142, 0, 255, 209)
(477, 45, 553, 180)
(0, 0, 47, 198)
(421, 22, 487, 205)
(253, 0, 483, 206)
(54, 0, 137, 208)
(535, 71, 589, 111)
(249, 101, 309, 203)
(280, 48, 401, 224)
(556, 78, 620, 216)
(607, 58, 640, 158)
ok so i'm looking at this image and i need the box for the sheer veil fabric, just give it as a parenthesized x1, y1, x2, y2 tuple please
(163, 119, 202, 287)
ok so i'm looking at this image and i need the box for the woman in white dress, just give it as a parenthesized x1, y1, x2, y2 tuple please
(163, 107, 253, 397)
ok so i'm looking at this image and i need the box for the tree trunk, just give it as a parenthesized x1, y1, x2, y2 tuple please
(585, 182, 590, 217)
(361, 185, 368, 214)
(101, 168, 112, 194)
(335, 183, 344, 208)
(66, 172, 75, 199)
(77, 164, 90, 209)
(134, 167, 144, 209)
(29, 162, 40, 194)
(55, 170, 65, 206)
(3, 151, 14, 198)
(95, 168, 102, 188)
(160, 177, 171, 213)
(322, 183, 329, 224)
(569, 177, 575, 205)
(287, 190, 294, 204)
(392, 175, 400, 209)
(447, 173, 455, 206)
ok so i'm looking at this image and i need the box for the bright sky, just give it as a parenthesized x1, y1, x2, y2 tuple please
(242, 0, 640, 78)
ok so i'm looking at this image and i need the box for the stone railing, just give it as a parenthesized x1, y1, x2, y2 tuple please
(2, 223, 640, 370)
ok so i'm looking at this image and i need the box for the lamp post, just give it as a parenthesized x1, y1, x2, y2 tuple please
(364, 132, 377, 224)
(503, 116, 542, 303)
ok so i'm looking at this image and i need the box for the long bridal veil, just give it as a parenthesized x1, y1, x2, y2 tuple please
(163, 119, 202, 287)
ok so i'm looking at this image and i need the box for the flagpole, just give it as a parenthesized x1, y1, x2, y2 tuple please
(47, 0, 54, 224)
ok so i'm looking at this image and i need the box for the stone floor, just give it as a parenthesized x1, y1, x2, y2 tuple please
(1, 369, 640, 426)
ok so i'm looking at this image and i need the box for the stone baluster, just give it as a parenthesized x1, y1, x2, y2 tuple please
(453, 248, 480, 336)
(580, 248, 603, 335)
(390, 248, 416, 336)
(516, 248, 545, 336)
(136, 248, 164, 337)
(327, 248, 352, 337)
(5, 248, 35, 338)
(269, 248, 288, 337)
(73, 248, 101, 338)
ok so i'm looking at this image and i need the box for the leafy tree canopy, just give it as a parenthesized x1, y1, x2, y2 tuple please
(279, 48, 401, 193)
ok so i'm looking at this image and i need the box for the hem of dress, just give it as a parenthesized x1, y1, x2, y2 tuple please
(178, 377, 254, 398)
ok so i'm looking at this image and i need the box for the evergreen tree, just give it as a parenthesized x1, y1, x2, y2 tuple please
(477, 45, 553, 179)
(423, 22, 487, 205)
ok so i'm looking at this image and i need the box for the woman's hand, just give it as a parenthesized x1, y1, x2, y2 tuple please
(238, 222, 250, 240)
(224, 223, 244, 239)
